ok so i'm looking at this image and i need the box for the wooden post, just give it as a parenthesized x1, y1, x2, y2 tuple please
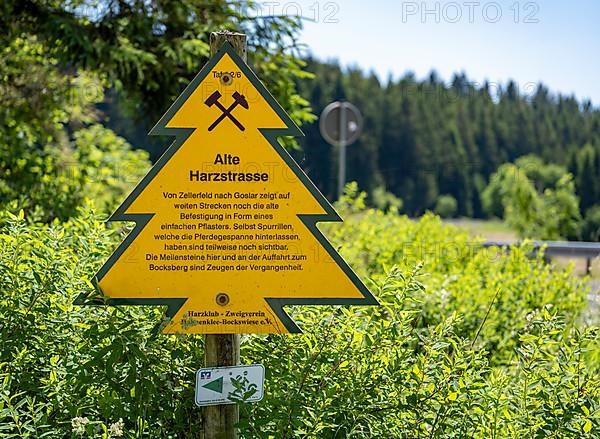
(203, 333, 240, 439)
(210, 32, 247, 61)
(202, 31, 245, 439)
(586, 257, 592, 275)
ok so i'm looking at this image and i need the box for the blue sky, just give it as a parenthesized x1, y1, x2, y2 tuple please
(266, 0, 599, 103)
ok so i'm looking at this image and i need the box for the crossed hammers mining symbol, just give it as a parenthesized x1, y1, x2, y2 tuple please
(204, 91, 249, 132)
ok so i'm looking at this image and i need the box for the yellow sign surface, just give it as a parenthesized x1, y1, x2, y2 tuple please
(80, 43, 377, 334)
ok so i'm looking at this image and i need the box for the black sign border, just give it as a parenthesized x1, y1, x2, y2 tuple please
(75, 42, 378, 334)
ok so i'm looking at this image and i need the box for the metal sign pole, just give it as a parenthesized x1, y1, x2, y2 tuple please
(338, 103, 347, 199)
(203, 31, 245, 439)
(320, 101, 362, 199)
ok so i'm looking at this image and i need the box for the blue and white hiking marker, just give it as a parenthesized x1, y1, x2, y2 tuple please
(195, 364, 265, 407)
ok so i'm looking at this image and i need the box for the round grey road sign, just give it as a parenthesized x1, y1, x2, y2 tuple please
(319, 101, 363, 147)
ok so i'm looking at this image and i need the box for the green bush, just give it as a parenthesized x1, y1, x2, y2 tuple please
(0, 209, 205, 437)
(481, 157, 582, 240)
(330, 192, 589, 366)
(434, 194, 458, 218)
(0, 194, 598, 437)
(581, 206, 600, 242)
(0, 36, 150, 222)
(370, 186, 403, 213)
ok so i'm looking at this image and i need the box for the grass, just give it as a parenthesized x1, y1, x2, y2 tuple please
(444, 218, 517, 241)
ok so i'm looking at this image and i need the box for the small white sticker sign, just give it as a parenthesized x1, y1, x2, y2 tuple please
(195, 364, 265, 407)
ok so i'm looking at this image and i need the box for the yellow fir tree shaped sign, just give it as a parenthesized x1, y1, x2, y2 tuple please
(77, 43, 377, 334)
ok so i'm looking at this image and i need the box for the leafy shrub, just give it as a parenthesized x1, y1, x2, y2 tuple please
(0, 209, 205, 437)
(581, 205, 600, 242)
(482, 159, 581, 240)
(330, 190, 589, 366)
(370, 186, 403, 213)
(0, 36, 150, 222)
(0, 192, 598, 437)
(71, 124, 150, 214)
(434, 194, 458, 218)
